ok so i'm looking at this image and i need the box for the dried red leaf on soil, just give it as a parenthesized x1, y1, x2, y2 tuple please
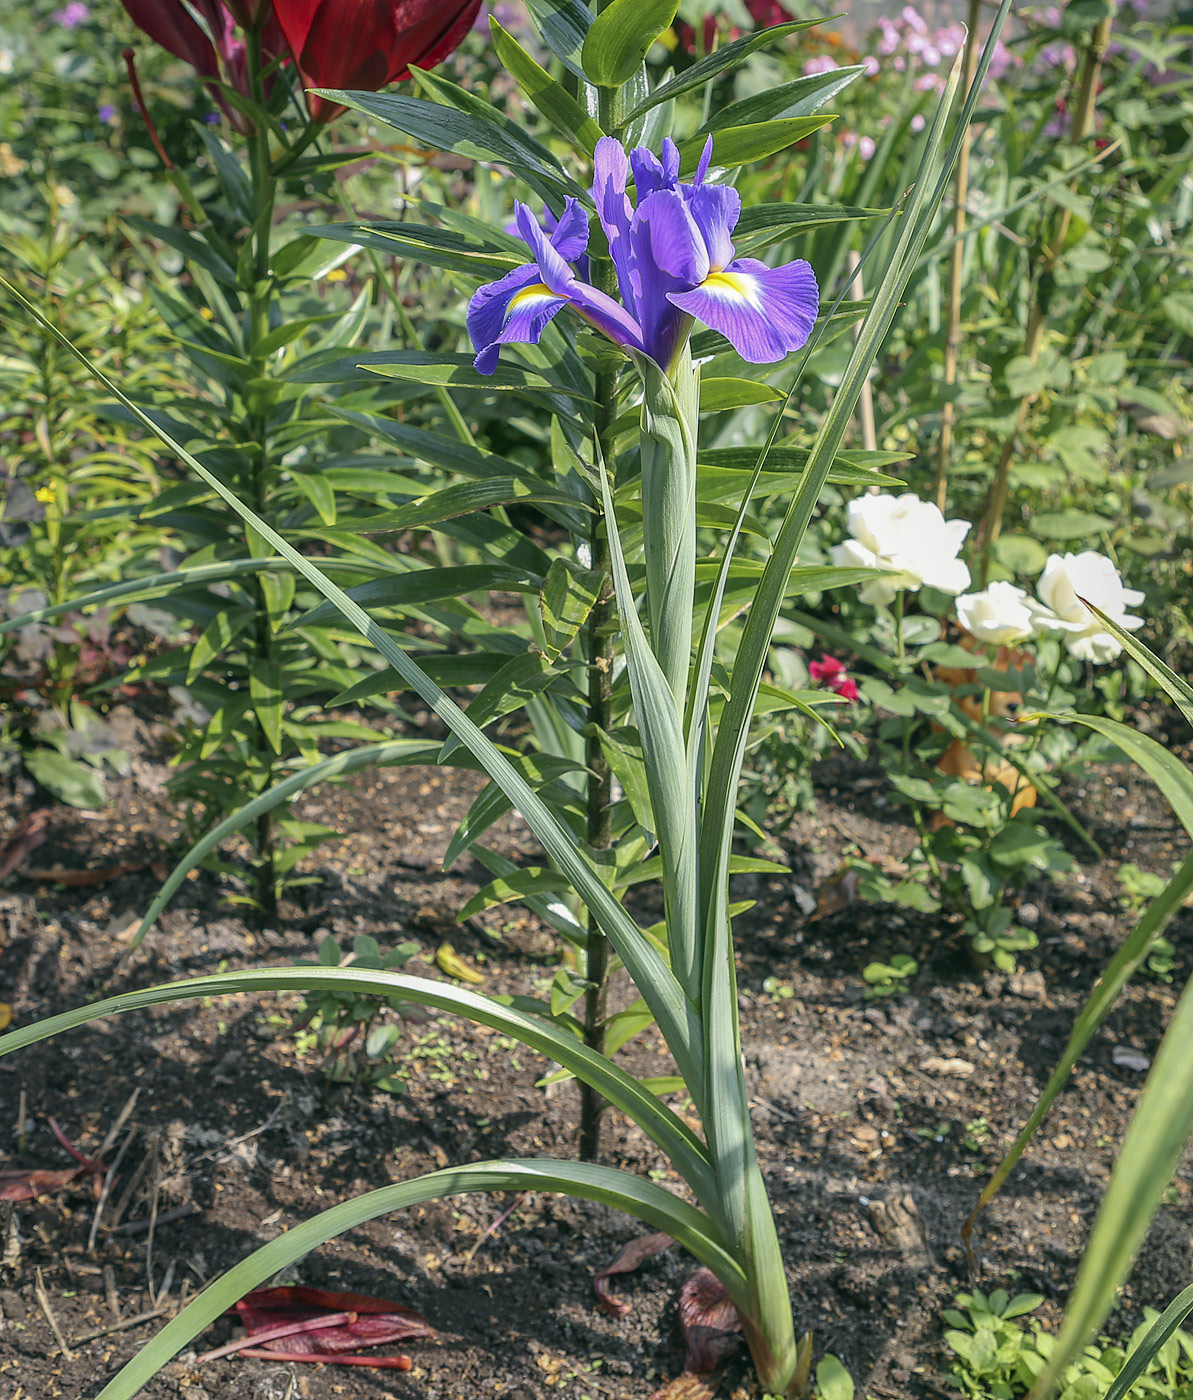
(677, 1267, 742, 1372)
(0, 1118, 107, 1201)
(23, 861, 146, 887)
(594, 1232, 674, 1317)
(0, 810, 49, 882)
(228, 1285, 432, 1367)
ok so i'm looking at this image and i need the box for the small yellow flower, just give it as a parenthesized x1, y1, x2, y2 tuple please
(35, 486, 56, 504)
(198, 306, 214, 320)
(325, 268, 348, 283)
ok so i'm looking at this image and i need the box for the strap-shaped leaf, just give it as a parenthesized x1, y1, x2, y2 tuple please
(297, 565, 542, 629)
(1102, 1282, 1193, 1400)
(581, 0, 678, 88)
(0, 273, 704, 1098)
(78, 1156, 740, 1400)
(677, 117, 837, 175)
(700, 66, 863, 132)
(310, 220, 521, 276)
(1082, 602, 1193, 730)
(963, 848, 1193, 1267)
(622, 16, 833, 121)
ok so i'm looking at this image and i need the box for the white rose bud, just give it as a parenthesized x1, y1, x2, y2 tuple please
(955, 581, 1038, 646)
(829, 492, 971, 606)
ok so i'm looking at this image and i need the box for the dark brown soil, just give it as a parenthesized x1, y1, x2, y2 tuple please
(0, 716, 1190, 1400)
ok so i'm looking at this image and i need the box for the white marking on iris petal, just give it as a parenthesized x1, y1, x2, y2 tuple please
(700, 268, 762, 309)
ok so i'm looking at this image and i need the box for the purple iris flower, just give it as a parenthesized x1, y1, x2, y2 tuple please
(469, 135, 819, 375)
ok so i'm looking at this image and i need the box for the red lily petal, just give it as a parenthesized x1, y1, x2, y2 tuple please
(119, 0, 221, 79)
(270, 0, 482, 123)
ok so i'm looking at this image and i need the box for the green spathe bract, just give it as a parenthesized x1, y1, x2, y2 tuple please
(0, 3, 1013, 1396)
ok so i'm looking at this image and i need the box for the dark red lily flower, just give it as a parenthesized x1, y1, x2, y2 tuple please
(677, 0, 794, 56)
(271, 0, 484, 124)
(198, 1285, 433, 1368)
(119, 0, 286, 129)
(809, 654, 860, 703)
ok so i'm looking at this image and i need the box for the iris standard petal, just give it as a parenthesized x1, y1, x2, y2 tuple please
(683, 182, 740, 276)
(636, 190, 710, 285)
(692, 134, 714, 185)
(592, 137, 636, 313)
(547, 197, 590, 263)
(514, 203, 577, 295)
(467, 264, 566, 374)
(668, 256, 819, 364)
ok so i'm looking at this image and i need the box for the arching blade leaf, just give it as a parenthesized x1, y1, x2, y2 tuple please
(1029, 969, 1193, 1400)
(0, 967, 715, 1204)
(963, 848, 1193, 1261)
(1082, 603, 1193, 731)
(128, 741, 439, 953)
(85, 1159, 745, 1400)
(0, 272, 702, 1097)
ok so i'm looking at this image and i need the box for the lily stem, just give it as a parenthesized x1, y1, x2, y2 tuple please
(579, 47, 624, 1164)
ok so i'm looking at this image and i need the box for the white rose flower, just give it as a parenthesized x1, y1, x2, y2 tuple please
(829, 492, 972, 606)
(1033, 550, 1144, 663)
(955, 581, 1038, 646)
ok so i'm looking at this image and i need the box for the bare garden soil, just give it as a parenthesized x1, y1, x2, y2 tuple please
(0, 704, 1190, 1400)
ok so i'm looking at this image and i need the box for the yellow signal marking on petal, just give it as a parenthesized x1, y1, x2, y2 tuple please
(701, 269, 761, 308)
(506, 281, 564, 318)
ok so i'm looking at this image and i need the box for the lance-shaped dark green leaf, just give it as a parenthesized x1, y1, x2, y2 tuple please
(699, 379, 784, 413)
(701, 66, 863, 132)
(733, 202, 886, 256)
(310, 220, 521, 276)
(491, 18, 604, 154)
(540, 559, 604, 661)
(0, 272, 704, 1100)
(1029, 967, 1193, 1400)
(442, 755, 584, 872)
(297, 565, 541, 629)
(315, 89, 576, 197)
(679, 118, 836, 176)
(458, 864, 573, 920)
(437, 651, 564, 762)
(581, 0, 677, 87)
(700, 445, 909, 474)
(524, 0, 593, 77)
(622, 16, 835, 120)
(321, 478, 587, 537)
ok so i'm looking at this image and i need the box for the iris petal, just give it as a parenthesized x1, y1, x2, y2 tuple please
(682, 182, 740, 275)
(548, 197, 590, 263)
(467, 264, 566, 374)
(592, 136, 636, 314)
(515, 203, 575, 294)
(668, 256, 819, 364)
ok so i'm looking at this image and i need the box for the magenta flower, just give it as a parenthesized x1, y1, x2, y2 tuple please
(808, 655, 859, 703)
(54, 1, 90, 25)
(469, 136, 819, 374)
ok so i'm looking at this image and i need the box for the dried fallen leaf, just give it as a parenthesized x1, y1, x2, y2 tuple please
(0, 1004, 11, 1031)
(23, 861, 146, 887)
(0, 810, 49, 882)
(0, 1118, 106, 1201)
(678, 1267, 742, 1372)
(920, 1056, 974, 1078)
(198, 1285, 433, 1369)
(434, 942, 483, 984)
(594, 1232, 674, 1317)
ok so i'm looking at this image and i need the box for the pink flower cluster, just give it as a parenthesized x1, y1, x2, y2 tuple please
(870, 6, 1020, 81)
(809, 655, 860, 703)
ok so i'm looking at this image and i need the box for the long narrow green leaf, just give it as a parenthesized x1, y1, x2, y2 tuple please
(1036, 712, 1193, 839)
(1029, 968, 1193, 1400)
(1083, 603, 1193, 730)
(598, 452, 702, 1018)
(128, 740, 437, 952)
(0, 273, 703, 1094)
(963, 847, 1193, 1262)
(0, 969, 716, 1205)
(79, 1157, 742, 1400)
(1102, 1282, 1193, 1400)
